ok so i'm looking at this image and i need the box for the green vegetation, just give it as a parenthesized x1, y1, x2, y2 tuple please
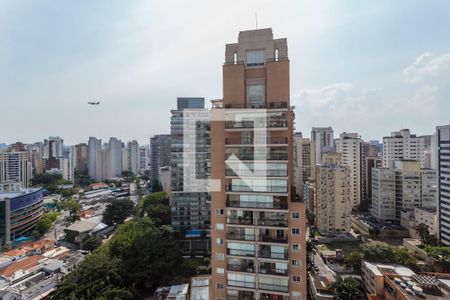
(424, 245, 450, 272)
(103, 198, 135, 226)
(63, 198, 81, 224)
(82, 235, 103, 252)
(51, 191, 203, 299)
(137, 192, 170, 226)
(34, 211, 60, 236)
(416, 223, 439, 246)
(333, 275, 365, 300)
(31, 173, 73, 193)
(74, 170, 92, 187)
(344, 242, 417, 273)
(150, 179, 163, 192)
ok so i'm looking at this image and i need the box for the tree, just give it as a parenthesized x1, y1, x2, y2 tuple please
(103, 198, 135, 226)
(137, 192, 170, 226)
(306, 240, 317, 265)
(63, 198, 81, 224)
(426, 246, 450, 273)
(35, 211, 60, 235)
(360, 241, 395, 263)
(344, 252, 363, 273)
(416, 223, 430, 246)
(82, 235, 103, 252)
(333, 276, 365, 300)
(393, 247, 417, 269)
(306, 210, 315, 226)
(150, 180, 163, 192)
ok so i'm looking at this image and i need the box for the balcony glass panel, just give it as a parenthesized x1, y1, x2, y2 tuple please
(259, 245, 288, 260)
(227, 258, 255, 273)
(227, 242, 255, 257)
(257, 212, 288, 227)
(227, 195, 288, 209)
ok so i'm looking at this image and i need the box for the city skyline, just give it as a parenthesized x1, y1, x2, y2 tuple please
(1, 0, 450, 145)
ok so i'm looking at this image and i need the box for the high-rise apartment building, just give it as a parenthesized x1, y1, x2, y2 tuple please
(315, 153, 352, 233)
(382, 129, 431, 169)
(88, 137, 102, 180)
(0, 150, 30, 188)
(210, 28, 306, 300)
(372, 160, 437, 223)
(127, 140, 139, 175)
(335, 132, 362, 208)
(311, 127, 334, 165)
(44, 136, 64, 159)
(74, 143, 88, 173)
(363, 157, 382, 203)
(108, 137, 123, 178)
(436, 125, 450, 245)
(138, 145, 150, 174)
(170, 97, 210, 233)
(150, 134, 171, 184)
(294, 138, 315, 199)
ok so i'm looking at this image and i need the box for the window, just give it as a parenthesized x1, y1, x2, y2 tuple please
(216, 267, 225, 275)
(292, 276, 301, 283)
(292, 212, 300, 219)
(216, 223, 224, 230)
(216, 283, 224, 289)
(292, 292, 302, 300)
(292, 260, 300, 267)
(216, 209, 224, 215)
(247, 84, 265, 108)
(246, 49, 265, 66)
(216, 238, 224, 245)
(292, 244, 299, 252)
(216, 252, 225, 261)
(292, 228, 300, 235)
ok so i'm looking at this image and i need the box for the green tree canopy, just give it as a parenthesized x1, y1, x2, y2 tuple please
(103, 198, 135, 226)
(137, 192, 170, 226)
(333, 275, 365, 300)
(82, 235, 103, 252)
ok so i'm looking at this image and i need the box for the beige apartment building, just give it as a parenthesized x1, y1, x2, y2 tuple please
(315, 153, 352, 233)
(210, 28, 306, 300)
(294, 138, 315, 199)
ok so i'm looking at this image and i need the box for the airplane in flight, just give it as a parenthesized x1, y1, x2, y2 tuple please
(87, 101, 100, 105)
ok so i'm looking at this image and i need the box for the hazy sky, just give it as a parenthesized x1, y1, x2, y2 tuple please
(1, 0, 449, 145)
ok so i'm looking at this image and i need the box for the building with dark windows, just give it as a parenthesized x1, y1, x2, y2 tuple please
(150, 134, 171, 186)
(437, 125, 450, 245)
(0, 188, 44, 243)
(170, 97, 211, 256)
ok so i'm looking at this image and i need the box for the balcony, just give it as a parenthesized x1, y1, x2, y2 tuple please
(228, 280, 256, 289)
(258, 283, 289, 293)
(259, 246, 288, 260)
(226, 184, 288, 194)
(258, 264, 288, 276)
(227, 263, 255, 273)
(257, 218, 288, 227)
(227, 232, 256, 241)
(227, 249, 255, 257)
(258, 234, 288, 244)
(225, 137, 288, 145)
(226, 199, 288, 210)
(225, 153, 288, 161)
(226, 217, 254, 226)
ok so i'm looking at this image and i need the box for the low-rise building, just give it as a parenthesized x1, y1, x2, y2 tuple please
(362, 261, 450, 299)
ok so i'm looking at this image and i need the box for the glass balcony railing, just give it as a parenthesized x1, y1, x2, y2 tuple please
(226, 232, 256, 241)
(227, 249, 255, 257)
(225, 153, 288, 161)
(258, 283, 289, 293)
(226, 217, 254, 225)
(226, 199, 288, 209)
(226, 185, 288, 193)
(227, 263, 255, 273)
(225, 137, 288, 145)
(257, 218, 288, 227)
(258, 265, 288, 276)
(227, 280, 256, 289)
(258, 235, 288, 244)
(258, 250, 288, 260)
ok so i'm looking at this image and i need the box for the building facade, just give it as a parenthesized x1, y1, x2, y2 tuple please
(382, 129, 431, 169)
(170, 97, 211, 233)
(294, 138, 315, 199)
(150, 134, 171, 185)
(210, 28, 306, 300)
(138, 146, 150, 174)
(0, 150, 30, 189)
(108, 137, 123, 178)
(311, 127, 334, 165)
(87, 137, 102, 180)
(335, 132, 362, 208)
(74, 143, 88, 173)
(315, 153, 352, 233)
(437, 125, 450, 245)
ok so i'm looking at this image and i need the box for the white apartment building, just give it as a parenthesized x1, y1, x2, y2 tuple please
(88, 137, 102, 180)
(127, 140, 139, 175)
(383, 129, 432, 169)
(138, 146, 150, 174)
(436, 125, 450, 245)
(316, 153, 352, 233)
(311, 127, 334, 165)
(0, 151, 30, 188)
(336, 132, 362, 208)
(372, 160, 437, 223)
(108, 137, 123, 178)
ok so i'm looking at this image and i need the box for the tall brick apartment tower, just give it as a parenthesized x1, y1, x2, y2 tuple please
(210, 28, 307, 300)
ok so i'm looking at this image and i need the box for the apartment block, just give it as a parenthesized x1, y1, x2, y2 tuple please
(315, 153, 352, 233)
(437, 125, 450, 245)
(0, 150, 30, 189)
(210, 28, 306, 300)
(311, 127, 334, 165)
(335, 132, 362, 208)
(294, 138, 315, 199)
(150, 134, 171, 185)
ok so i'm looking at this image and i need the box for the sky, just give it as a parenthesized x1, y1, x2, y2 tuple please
(1, 0, 449, 145)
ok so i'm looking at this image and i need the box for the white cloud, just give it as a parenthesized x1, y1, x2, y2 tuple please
(403, 52, 450, 84)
